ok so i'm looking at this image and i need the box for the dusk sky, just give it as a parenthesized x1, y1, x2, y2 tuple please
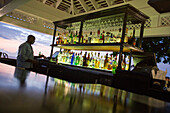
(0, 22, 169, 77)
(0, 22, 59, 57)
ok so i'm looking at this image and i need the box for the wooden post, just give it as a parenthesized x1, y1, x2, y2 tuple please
(79, 21, 84, 43)
(139, 22, 145, 48)
(128, 50, 132, 71)
(117, 11, 128, 70)
(50, 25, 57, 59)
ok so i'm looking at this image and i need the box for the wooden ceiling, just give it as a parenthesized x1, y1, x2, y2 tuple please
(37, 0, 128, 15)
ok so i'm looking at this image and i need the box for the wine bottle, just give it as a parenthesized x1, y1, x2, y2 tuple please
(132, 29, 136, 47)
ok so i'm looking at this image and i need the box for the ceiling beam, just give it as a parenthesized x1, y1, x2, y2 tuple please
(71, 0, 74, 15)
(105, 0, 112, 6)
(77, 0, 89, 12)
(55, 0, 62, 8)
(68, 0, 79, 15)
(42, 0, 47, 4)
(89, 0, 99, 9)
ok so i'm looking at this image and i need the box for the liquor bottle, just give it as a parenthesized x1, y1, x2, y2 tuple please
(58, 33, 62, 44)
(69, 32, 73, 44)
(100, 56, 104, 69)
(76, 53, 80, 65)
(64, 36, 67, 44)
(107, 55, 113, 70)
(117, 28, 121, 43)
(105, 32, 110, 43)
(131, 29, 136, 47)
(71, 52, 74, 65)
(68, 51, 72, 64)
(63, 50, 66, 63)
(102, 31, 105, 43)
(91, 32, 95, 43)
(73, 53, 77, 65)
(66, 32, 70, 44)
(74, 31, 78, 44)
(88, 31, 92, 43)
(79, 51, 83, 66)
(87, 53, 90, 67)
(58, 51, 62, 63)
(121, 56, 126, 70)
(125, 56, 130, 70)
(90, 52, 94, 67)
(107, 58, 111, 70)
(97, 29, 100, 39)
(109, 33, 113, 43)
(66, 50, 70, 63)
(84, 34, 88, 43)
(56, 33, 60, 44)
(112, 55, 118, 74)
(96, 53, 100, 68)
(104, 53, 108, 70)
(83, 52, 87, 66)
(94, 52, 97, 68)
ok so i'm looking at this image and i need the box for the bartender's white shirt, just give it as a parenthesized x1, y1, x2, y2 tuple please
(17, 42, 34, 68)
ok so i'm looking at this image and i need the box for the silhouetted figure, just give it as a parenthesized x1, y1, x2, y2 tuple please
(17, 35, 45, 69)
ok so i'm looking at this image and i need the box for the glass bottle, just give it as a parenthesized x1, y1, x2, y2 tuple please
(88, 31, 92, 43)
(131, 29, 136, 47)
(69, 32, 73, 44)
(73, 53, 77, 65)
(71, 52, 74, 65)
(58, 51, 62, 63)
(90, 52, 94, 68)
(74, 31, 78, 44)
(94, 52, 97, 68)
(79, 51, 83, 66)
(87, 53, 90, 67)
(100, 56, 104, 69)
(83, 52, 87, 67)
(112, 55, 118, 74)
(96, 53, 100, 68)
(121, 56, 126, 70)
(76, 53, 80, 66)
(104, 53, 108, 70)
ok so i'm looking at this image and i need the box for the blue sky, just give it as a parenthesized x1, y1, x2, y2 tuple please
(0, 22, 169, 77)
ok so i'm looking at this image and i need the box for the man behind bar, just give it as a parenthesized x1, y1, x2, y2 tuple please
(16, 35, 45, 69)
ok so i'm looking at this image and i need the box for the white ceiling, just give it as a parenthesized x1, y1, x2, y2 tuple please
(0, 0, 169, 37)
(0, 0, 160, 22)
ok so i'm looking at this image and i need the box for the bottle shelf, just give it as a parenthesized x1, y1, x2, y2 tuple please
(52, 43, 144, 52)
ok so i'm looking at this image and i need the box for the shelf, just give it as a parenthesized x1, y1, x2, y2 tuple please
(52, 43, 144, 52)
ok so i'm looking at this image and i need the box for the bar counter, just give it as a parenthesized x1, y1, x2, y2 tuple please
(0, 58, 170, 102)
(0, 62, 170, 113)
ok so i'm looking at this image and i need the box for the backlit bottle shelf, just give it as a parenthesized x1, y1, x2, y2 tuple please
(52, 43, 144, 52)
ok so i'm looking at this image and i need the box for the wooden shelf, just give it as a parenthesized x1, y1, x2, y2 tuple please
(52, 43, 144, 52)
